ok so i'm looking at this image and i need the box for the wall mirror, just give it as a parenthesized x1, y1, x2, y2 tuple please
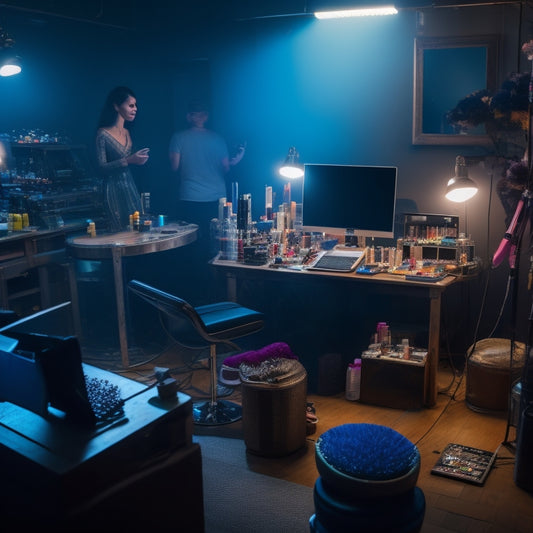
(413, 35, 499, 146)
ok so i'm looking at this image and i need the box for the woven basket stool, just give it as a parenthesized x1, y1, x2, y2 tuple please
(309, 423, 425, 533)
(466, 338, 526, 413)
(240, 358, 307, 457)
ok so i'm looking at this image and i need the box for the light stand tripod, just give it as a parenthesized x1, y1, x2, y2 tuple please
(495, 41, 533, 490)
(496, 187, 532, 449)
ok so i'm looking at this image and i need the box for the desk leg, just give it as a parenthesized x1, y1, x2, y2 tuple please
(0, 268, 7, 309)
(111, 248, 129, 367)
(226, 272, 237, 302)
(37, 266, 50, 308)
(64, 261, 83, 340)
(426, 287, 442, 407)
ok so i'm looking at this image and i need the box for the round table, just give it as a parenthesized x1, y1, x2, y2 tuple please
(67, 223, 198, 366)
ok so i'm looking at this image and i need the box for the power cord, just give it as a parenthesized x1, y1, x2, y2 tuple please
(414, 373, 464, 448)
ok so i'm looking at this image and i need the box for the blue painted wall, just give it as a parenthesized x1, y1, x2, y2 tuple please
(0, 4, 529, 342)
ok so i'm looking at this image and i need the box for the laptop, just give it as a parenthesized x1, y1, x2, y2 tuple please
(0, 302, 125, 428)
(307, 248, 366, 273)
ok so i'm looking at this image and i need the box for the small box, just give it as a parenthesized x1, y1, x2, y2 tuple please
(403, 213, 459, 241)
(360, 352, 428, 410)
(401, 213, 474, 263)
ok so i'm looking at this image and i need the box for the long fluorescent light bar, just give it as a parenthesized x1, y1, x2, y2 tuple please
(315, 5, 398, 18)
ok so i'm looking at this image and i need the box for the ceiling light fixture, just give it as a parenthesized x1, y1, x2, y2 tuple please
(0, 26, 21, 77)
(314, 5, 398, 19)
(0, 52, 21, 77)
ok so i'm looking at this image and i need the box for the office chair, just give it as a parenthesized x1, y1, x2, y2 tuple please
(127, 280, 264, 425)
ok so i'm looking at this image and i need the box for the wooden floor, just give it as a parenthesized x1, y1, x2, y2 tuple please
(86, 344, 533, 533)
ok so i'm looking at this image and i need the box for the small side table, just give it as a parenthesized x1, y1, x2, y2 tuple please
(360, 351, 428, 410)
(67, 223, 198, 366)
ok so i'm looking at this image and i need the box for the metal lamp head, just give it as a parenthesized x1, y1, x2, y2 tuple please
(279, 147, 304, 179)
(445, 156, 478, 202)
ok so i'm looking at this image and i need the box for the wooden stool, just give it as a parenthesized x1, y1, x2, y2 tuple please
(240, 358, 307, 457)
(466, 338, 525, 413)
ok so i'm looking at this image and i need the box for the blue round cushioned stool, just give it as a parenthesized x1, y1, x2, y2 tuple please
(309, 423, 426, 533)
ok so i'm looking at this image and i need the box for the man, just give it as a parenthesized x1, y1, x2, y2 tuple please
(169, 100, 244, 239)
(169, 101, 244, 302)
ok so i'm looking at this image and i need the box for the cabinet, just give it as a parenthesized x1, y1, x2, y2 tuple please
(0, 226, 83, 322)
(360, 353, 428, 410)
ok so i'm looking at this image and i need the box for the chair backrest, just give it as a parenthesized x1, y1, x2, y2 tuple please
(128, 280, 212, 347)
(128, 279, 193, 317)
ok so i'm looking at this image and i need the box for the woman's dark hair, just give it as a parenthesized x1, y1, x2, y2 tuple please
(97, 86, 136, 128)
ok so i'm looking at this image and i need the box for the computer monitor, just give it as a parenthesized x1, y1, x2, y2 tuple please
(301, 163, 398, 239)
(0, 302, 96, 426)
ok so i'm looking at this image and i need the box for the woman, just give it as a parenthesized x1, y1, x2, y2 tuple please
(96, 86, 149, 232)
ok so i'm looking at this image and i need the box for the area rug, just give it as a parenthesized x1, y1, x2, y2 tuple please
(195, 435, 315, 533)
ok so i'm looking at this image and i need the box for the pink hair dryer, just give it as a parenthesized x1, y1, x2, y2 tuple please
(492, 197, 525, 268)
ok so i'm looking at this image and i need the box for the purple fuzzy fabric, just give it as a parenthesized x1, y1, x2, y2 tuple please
(222, 342, 298, 368)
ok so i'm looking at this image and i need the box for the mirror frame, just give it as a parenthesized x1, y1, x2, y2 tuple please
(412, 35, 499, 146)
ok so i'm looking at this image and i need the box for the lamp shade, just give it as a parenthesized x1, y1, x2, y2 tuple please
(279, 147, 304, 179)
(445, 156, 478, 202)
(0, 53, 21, 77)
(0, 27, 21, 77)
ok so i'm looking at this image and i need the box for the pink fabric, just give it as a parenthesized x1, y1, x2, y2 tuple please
(222, 342, 298, 368)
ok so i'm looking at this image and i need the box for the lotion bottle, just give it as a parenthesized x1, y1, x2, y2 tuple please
(346, 358, 362, 401)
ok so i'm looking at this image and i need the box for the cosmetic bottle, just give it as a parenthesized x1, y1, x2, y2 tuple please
(345, 358, 362, 401)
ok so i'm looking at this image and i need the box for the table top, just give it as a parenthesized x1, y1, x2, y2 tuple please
(67, 222, 198, 260)
(211, 256, 460, 291)
(0, 221, 87, 243)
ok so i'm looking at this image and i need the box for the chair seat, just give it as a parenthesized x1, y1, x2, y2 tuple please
(128, 279, 265, 426)
(195, 302, 264, 340)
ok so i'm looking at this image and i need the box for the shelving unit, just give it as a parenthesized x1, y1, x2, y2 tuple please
(0, 143, 102, 320)
(7, 143, 105, 229)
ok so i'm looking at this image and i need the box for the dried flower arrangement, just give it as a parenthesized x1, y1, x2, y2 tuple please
(447, 40, 533, 223)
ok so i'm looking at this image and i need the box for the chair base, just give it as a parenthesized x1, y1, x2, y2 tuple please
(192, 399, 242, 425)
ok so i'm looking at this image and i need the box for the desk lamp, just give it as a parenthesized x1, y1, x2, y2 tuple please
(445, 155, 479, 202)
(279, 147, 304, 179)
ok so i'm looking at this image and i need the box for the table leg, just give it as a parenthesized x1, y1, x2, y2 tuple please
(37, 266, 50, 308)
(64, 261, 83, 340)
(426, 287, 442, 407)
(111, 248, 129, 367)
(226, 273, 237, 302)
(0, 269, 8, 309)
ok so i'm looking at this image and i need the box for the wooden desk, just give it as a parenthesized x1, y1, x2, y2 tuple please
(0, 364, 203, 531)
(0, 223, 88, 327)
(211, 257, 462, 407)
(67, 223, 198, 367)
